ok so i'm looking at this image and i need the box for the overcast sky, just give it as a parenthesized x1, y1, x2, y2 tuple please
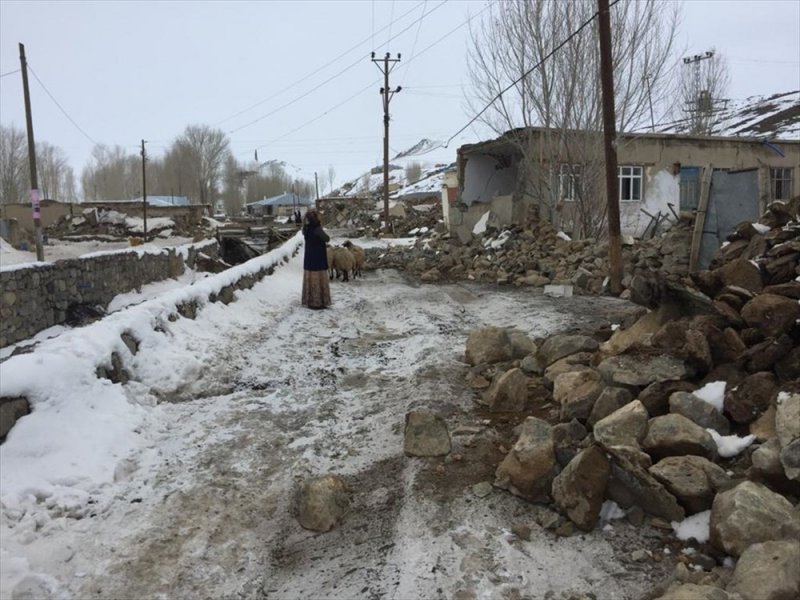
(1, 0, 798, 192)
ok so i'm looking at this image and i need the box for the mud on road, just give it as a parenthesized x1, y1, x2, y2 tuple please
(42, 270, 671, 600)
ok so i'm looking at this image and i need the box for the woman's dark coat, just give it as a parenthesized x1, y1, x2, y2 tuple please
(303, 224, 330, 271)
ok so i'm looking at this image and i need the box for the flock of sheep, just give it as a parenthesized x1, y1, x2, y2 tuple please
(326, 240, 366, 282)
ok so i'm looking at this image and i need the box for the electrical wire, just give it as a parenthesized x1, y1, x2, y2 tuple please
(0, 69, 21, 78)
(398, 0, 429, 86)
(246, 3, 486, 154)
(444, 0, 621, 147)
(388, 0, 396, 50)
(216, 1, 425, 126)
(27, 64, 98, 146)
(244, 2, 485, 151)
(226, 0, 448, 135)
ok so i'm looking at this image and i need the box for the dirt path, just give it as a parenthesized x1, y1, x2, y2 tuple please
(23, 270, 669, 600)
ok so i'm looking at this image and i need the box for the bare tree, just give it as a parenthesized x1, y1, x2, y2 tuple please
(37, 142, 76, 202)
(404, 162, 423, 184)
(81, 144, 140, 201)
(0, 124, 28, 204)
(467, 0, 681, 237)
(327, 165, 336, 194)
(172, 125, 231, 205)
(676, 49, 730, 135)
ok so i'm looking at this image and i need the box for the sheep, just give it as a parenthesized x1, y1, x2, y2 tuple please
(331, 246, 356, 282)
(342, 240, 365, 278)
(326, 245, 335, 280)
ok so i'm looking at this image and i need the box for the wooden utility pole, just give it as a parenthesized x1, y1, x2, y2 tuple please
(314, 171, 320, 212)
(597, 0, 622, 294)
(141, 139, 148, 241)
(18, 43, 43, 261)
(371, 51, 401, 234)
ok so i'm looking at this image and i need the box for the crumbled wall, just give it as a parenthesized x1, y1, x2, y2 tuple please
(0, 241, 218, 348)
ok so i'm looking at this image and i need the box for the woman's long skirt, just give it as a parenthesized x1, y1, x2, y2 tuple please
(302, 269, 332, 309)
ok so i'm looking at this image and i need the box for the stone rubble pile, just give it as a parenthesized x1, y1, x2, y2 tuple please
(423, 196, 800, 599)
(367, 210, 693, 293)
(320, 195, 442, 238)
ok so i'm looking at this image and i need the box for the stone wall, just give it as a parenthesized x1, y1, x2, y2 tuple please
(0, 241, 218, 348)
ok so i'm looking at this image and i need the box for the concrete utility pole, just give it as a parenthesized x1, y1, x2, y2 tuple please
(597, 0, 622, 295)
(371, 51, 401, 234)
(18, 43, 44, 261)
(141, 139, 148, 241)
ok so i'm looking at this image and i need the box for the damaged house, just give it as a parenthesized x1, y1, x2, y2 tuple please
(449, 92, 800, 268)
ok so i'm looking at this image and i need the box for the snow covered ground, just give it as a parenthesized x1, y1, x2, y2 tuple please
(0, 234, 666, 599)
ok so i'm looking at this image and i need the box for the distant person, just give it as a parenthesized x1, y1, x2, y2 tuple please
(294, 210, 302, 224)
(301, 210, 331, 309)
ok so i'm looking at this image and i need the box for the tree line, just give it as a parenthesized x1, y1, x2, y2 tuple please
(0, 123, 316, 215)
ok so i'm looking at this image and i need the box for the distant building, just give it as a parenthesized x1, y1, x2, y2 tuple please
(245, 192, 313, 217)
(129, 195, 191, 207)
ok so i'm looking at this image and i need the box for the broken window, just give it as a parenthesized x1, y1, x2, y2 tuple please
(559, 164, 582, 201)
(770, 167, 794, 200)
(619, 165, 643, 202)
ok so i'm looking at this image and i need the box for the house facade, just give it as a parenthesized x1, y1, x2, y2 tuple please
(448, 128, 799, 243)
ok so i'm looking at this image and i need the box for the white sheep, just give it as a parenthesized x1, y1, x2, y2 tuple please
(331, 246, 356, 282)
(342, 240, 365, 278)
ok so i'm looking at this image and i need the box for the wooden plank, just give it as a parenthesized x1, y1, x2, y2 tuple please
(689, 164, 713, 272)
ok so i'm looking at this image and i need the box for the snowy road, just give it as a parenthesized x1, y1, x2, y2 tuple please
(1, 242, 664, 600)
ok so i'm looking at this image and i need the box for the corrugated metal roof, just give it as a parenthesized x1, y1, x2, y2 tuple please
(130, 196, 191, 206)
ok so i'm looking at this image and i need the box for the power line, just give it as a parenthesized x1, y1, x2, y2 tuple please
(27, 63, 98, 146)
(445, 0, 621, 147)
(241, 2, 484, 153)
(399, 0, 429, 86)
(0, 69, 21, 78)
(226, 0, 448, 135)
(216, 1, 426, 126)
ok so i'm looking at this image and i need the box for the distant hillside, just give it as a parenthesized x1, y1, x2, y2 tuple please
(331, 138, 456, 201)
(654, 91, 799, 139)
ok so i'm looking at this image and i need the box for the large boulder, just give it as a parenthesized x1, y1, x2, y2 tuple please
(551, 445, 610, 532)
(553, 369, 603, 422)
(588, 387, 633, 427)
(404, 410, 451, 457)
(638, 380, 697, 416)
(724, 372, 777, 425)
(740, 294, 800, 338)
(508, 329, 537, 359)
(0, 396, 30, 440)
(642, 414, 718, 461)
(484, 368, 529, 412)
(649, 455, 729, 514)
(669, 391, 730, 434)
(716, 258, 763, 293)
(776, 393, 800, 481)
(726, 540, 800, 600)
(593, 400, 649, 448)
(295, 474, 350, 532)
(605, 446, 685, 522)
(709, 481, 800, 556)
(537, 334, 598, 367)
(495, 417, 557, 502)
(598, 354, 689, 387)
(464, 326, 513, 366)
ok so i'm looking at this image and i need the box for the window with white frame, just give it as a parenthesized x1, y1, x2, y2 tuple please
(559, 164, 582, 201)
(770, 167, 793, 200)
(619, 165, 643, 202)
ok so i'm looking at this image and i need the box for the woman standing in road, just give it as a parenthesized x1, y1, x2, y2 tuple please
(301, 210, 331, 309)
